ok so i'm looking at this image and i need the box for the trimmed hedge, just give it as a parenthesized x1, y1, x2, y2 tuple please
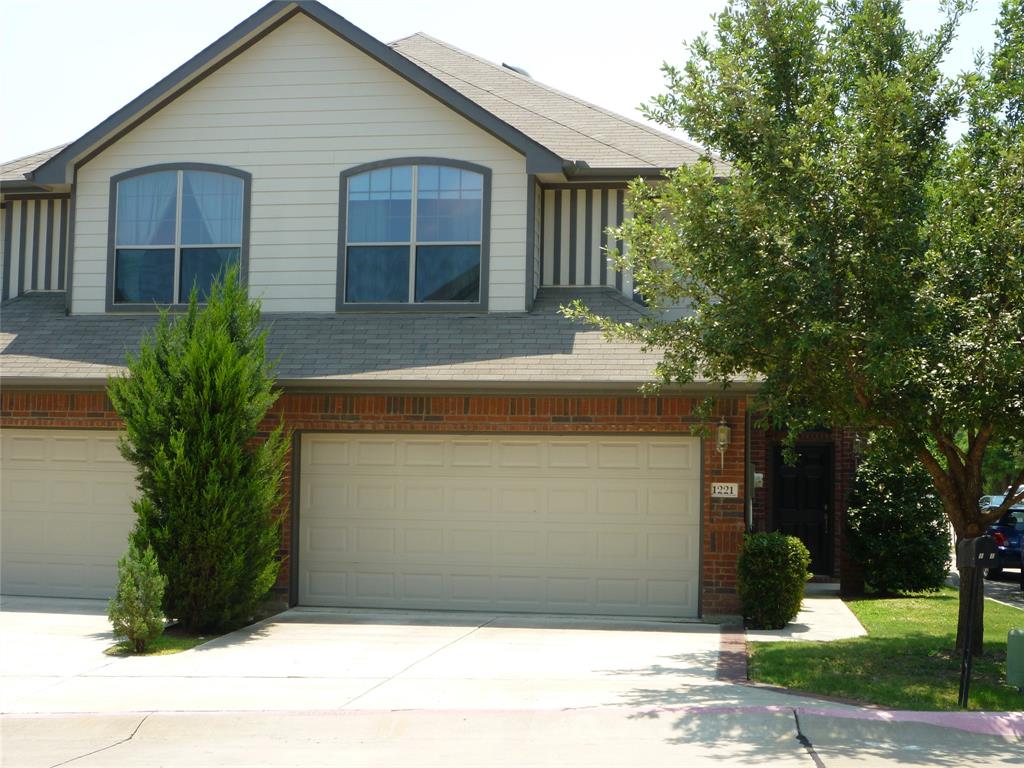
(738, 532, 811, 629)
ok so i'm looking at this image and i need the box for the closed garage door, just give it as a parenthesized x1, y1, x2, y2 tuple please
(1, 430, 136, 598)
(299, 434, 702, 617)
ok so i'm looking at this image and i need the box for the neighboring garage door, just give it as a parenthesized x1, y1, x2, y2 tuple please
(299, 434, 702, 617)
(1, 430, 136, 598)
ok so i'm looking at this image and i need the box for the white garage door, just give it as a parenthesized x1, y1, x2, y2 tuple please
(299, 434, 702, 617)
(1, 430, 137, 598)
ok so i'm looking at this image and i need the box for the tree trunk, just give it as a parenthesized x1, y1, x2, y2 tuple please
(955, 565, 985, 657)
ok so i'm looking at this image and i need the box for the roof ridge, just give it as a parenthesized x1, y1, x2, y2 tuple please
(393, 32, 713, 162)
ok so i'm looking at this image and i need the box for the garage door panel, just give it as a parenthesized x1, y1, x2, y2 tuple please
(4, 434, 48, 461)
(403, 440, 446, 466)
(451, 440, 494, 467)
(307, 439, 351, 467)
(1, 430, 135, 598)
(299, 433, 702, 617)
(352, 439, 398, 466)
(648, 531, 700, 561)
(51, 437, 91, 462)
(404, 527, 444, 554)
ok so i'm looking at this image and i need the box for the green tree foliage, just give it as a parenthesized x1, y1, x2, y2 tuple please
(108, 540, 167, 653)
(108, 270, 288, 633)
(566, 0, 1023, 653)
(847, 436, 951, 594)
(737, 532, 811, 629)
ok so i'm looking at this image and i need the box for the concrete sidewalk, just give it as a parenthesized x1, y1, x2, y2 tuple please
(4, 706, 1021, 768)
(746, 583, 867, 643)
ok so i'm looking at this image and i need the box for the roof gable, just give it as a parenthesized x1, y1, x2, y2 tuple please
(28, 1, 564, 185)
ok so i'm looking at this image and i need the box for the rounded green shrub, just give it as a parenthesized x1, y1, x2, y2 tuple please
(108, 539, 167, 653)
(846, 441, 950, 594)
(738, 532, 811, 629)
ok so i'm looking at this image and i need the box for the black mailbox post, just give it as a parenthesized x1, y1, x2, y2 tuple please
(956, 535, 997, 708)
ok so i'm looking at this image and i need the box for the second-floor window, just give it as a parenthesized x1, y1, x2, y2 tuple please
(113, 167, 246, 305)
(342, 162, 485, 305)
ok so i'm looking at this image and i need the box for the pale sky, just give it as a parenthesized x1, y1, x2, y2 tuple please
(0, 0, 1004, 163)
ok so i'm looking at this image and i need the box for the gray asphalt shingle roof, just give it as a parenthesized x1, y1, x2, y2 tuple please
(1, 289, 667, 388)
(391, 33, 724, 174)
(1, 13, 724, 181)
(0, 145, 67, 183)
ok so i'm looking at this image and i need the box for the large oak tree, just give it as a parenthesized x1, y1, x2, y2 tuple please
(568, 0, 1023, 652)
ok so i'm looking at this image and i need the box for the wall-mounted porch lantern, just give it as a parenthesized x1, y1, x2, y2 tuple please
(716, 417, 731, 469)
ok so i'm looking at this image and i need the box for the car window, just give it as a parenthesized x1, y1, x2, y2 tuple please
(1002, 509, 1024, 529)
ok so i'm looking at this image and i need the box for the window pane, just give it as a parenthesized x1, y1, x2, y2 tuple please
(181, 171, 243, 245)
(416, 166, 482, 242)
(180, 248, 239, 301)
(415, 245, 480, 302)
(116, 172, 178, 246)
(114, 249, 174, 303)
(346, 245, 410, 303)
(347, 167, 412, 243)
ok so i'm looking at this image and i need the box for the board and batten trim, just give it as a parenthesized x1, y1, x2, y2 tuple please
(104, 163, 252, 314)
(2, 203, 12, 301)
(524, 173, 536, 311)
(336, 157, 491, 313)
(0, 196, 69, 300)
(540, 185, 636, 300)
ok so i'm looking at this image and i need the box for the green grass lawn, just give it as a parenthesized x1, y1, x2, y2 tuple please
(105, 628, 213, 656)
(748, 587, 1024, 711)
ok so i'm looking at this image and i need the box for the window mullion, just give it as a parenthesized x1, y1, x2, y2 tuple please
(173, 170, 184, 303)
(408, 167, 417, 303)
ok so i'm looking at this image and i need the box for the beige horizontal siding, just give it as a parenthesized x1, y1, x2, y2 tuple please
(72, 13, 527, 314)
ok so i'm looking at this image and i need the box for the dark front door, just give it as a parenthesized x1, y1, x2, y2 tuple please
(773, 445, 833, 574)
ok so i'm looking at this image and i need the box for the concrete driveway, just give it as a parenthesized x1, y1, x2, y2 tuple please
(2, 596, 1021, 767)
(2, 596, 794, 714)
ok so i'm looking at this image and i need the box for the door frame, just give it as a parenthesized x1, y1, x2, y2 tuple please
(768, 442, 834, 575)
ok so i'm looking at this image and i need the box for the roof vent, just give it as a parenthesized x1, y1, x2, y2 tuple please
(502, 62, 532, 78)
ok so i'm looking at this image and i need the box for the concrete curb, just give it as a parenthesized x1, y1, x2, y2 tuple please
(5, 705, 1019, 738)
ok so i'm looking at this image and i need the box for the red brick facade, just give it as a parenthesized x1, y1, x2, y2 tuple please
(748, 424, 858, 581)
(1, 389, 749, 616)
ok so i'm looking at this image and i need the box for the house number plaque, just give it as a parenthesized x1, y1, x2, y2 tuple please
(711, 483, 738, 498)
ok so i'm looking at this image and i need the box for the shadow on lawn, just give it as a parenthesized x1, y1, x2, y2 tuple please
(609, 651, 1019, 765)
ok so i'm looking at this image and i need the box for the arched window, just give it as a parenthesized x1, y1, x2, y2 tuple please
(109, 164, 249, 307)
(339, 159, 489, 308)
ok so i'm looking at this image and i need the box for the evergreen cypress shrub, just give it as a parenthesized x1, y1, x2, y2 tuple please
(846, 439, 950, 594)
(108, 269, 288, 633)
(737, 532, 811, 629)
(108, 540, 167, 653)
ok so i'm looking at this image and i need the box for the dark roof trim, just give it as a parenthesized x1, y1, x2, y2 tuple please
(0, 180, 54, 194)
(29, 1, 564, 185)
(562, 160, 670, 181)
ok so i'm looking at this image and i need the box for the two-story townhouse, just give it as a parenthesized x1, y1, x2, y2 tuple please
(0, 0, 856, 618)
